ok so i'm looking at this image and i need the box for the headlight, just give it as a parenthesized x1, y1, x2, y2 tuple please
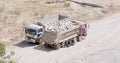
(31, 39, 36, 42)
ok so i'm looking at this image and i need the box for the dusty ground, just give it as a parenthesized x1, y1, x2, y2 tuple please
(0, 0, 120, 63)
(0, 0, 120, 44)
(8, 13, 120, 63)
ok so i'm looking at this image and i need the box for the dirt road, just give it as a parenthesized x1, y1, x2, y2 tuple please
(9, 13, 120, 63)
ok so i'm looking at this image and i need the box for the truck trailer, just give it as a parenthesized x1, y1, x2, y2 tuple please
(41, 17, 88, 49)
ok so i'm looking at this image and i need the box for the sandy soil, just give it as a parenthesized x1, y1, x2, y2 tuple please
(8, 13, 120, 63)
(0, 0, 120, 63)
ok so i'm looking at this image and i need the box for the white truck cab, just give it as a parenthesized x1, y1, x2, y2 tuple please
(25, 24, 44, 44)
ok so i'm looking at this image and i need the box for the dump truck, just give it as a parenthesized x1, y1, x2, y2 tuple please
(25, 15, 69, 44)
(41, 16, 88, 49)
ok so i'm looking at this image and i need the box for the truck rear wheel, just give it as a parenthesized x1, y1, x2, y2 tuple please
(65, 41, 71, 47)
(76, 36, 81, 42)
(54, 44, 62, 50)
(70, 39, 75, 46)
(65, 39, 75, 47)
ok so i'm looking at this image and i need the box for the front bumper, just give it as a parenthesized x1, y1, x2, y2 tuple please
(25, 37, 36, 43)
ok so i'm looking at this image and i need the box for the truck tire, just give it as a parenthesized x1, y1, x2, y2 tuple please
(65, 39, 75, 47)
(65, 41, 71, 47)
(70, 39, 75, 46)
(76, 36, 80, 42)
(54, 44, 62, 50)
(73, 37, 77, 43)
(35, 41, 39, 45)
(45, 43, 50, 48)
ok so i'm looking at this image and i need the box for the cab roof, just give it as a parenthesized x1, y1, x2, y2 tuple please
(27, 24, 43, 30)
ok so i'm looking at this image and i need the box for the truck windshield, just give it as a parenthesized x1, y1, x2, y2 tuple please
(27, 29, 37, 35)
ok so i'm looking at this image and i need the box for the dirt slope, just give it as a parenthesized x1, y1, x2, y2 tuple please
(8, 13, 120, 63)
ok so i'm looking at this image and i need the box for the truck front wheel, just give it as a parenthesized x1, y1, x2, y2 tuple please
(45, 43, 50, 48)
(35, 41, 39, 45)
